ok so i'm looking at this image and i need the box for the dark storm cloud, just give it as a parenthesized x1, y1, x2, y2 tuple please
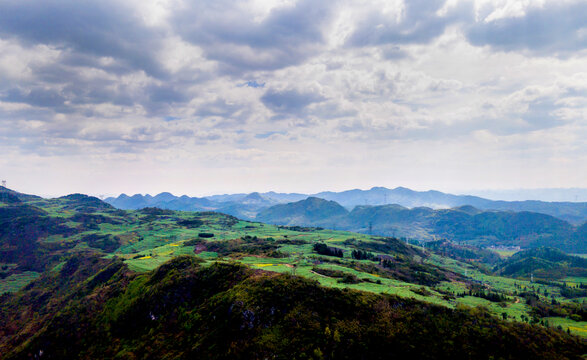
(261, 89, 325, 117)
(173, 0, 334, 74)
(347, 0, 472, 47)
(0, 0, 166, 78)
(466, 2, 587, 55)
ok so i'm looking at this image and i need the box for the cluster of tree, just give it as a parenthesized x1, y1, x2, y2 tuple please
(278, 225, 323, 232)
(1, 255, 584, 359)
(351, 249, 375, 260)
(80, 234, 121, 252)
(343, 237, 424, 257)
(313, 243, 343, 258)
(425, 240, 501, 265)
(376, 257, 452, 286)
(560, 286, 587, 299)
(176, 218, 204, 228)
(517, 291, 587, 322)
(202, 236, 285, 258)
(311, 267, 362, 284)
(533, 279, 587, 299)
(139, 207, 174, 216)
(464, 289, 508, 303)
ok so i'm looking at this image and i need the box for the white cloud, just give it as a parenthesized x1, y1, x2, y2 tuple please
(0, 0, 586, 196)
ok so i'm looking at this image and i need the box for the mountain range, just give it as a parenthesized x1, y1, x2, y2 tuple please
(256, 197, 587, 253)
(101, 187, 587, 253)
(105, 186, 587, 224)
(2, 184, 587, 356)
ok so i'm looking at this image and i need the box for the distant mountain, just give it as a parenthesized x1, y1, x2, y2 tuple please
(256, 197, 348, 226)
(158, 195, 215, 212)
(105, 186, 587, 224)
(314, 186, 486, 209)
(106, 192, 213, 211)
(257, 200, 585, 252)
(261, 191, 308, 203)
(104, 191, 287, 220)
(314, 187, 587, 224)
(471, 188, 587, 202)
(106, 193, 150, 209)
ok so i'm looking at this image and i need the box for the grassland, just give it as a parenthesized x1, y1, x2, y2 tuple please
(2, 199, 587, 338)
(0, 271, 40, 293)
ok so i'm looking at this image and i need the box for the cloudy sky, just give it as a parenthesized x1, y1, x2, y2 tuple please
(1, 0, 586, 197)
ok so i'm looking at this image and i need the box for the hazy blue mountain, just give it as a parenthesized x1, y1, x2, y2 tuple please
(105, 186, 587, 224)
(106, 194, 150, 209)
(204, 191, 307, 204)
(471, 188, 587, 202)
(261, 191, 308, 203)
(203, 193, 248, 203)
(105, 192, 279, 219)
(256, 197, 348, 226)
(313, 187, 587, 224)
(477, 200, 587, 225)
(157, 196, 215, 212)
(106, 193, 214, 210)
(152, 192, 177, 203)
(314, 186, 488, 209)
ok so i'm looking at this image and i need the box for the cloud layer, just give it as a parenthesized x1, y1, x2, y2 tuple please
(1, 0, 586, 196)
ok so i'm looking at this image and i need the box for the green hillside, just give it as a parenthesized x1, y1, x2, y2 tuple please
(494, 248, 587, 280)
(257, 197, 349, 226)
(1, 255, 584, 359)
(2, 187, 587, 350)
(257, 200, 584, 252)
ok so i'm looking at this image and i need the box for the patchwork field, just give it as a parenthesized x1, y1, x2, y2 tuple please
(2, 197, 587, 338)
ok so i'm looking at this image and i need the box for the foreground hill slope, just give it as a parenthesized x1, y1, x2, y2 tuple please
(1, 255, 584, 360)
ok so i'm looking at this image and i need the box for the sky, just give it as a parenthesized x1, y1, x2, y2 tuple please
(0, 0, 586, 198)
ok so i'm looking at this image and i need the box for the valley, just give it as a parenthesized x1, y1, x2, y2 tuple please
(1, 185, 587, 357)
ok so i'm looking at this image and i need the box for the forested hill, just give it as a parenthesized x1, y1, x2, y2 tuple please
(1, 255, 584, 359)
(494, 247, 587, 279)
(258, 199, 587, 253)
(256, 197, 348, 225)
